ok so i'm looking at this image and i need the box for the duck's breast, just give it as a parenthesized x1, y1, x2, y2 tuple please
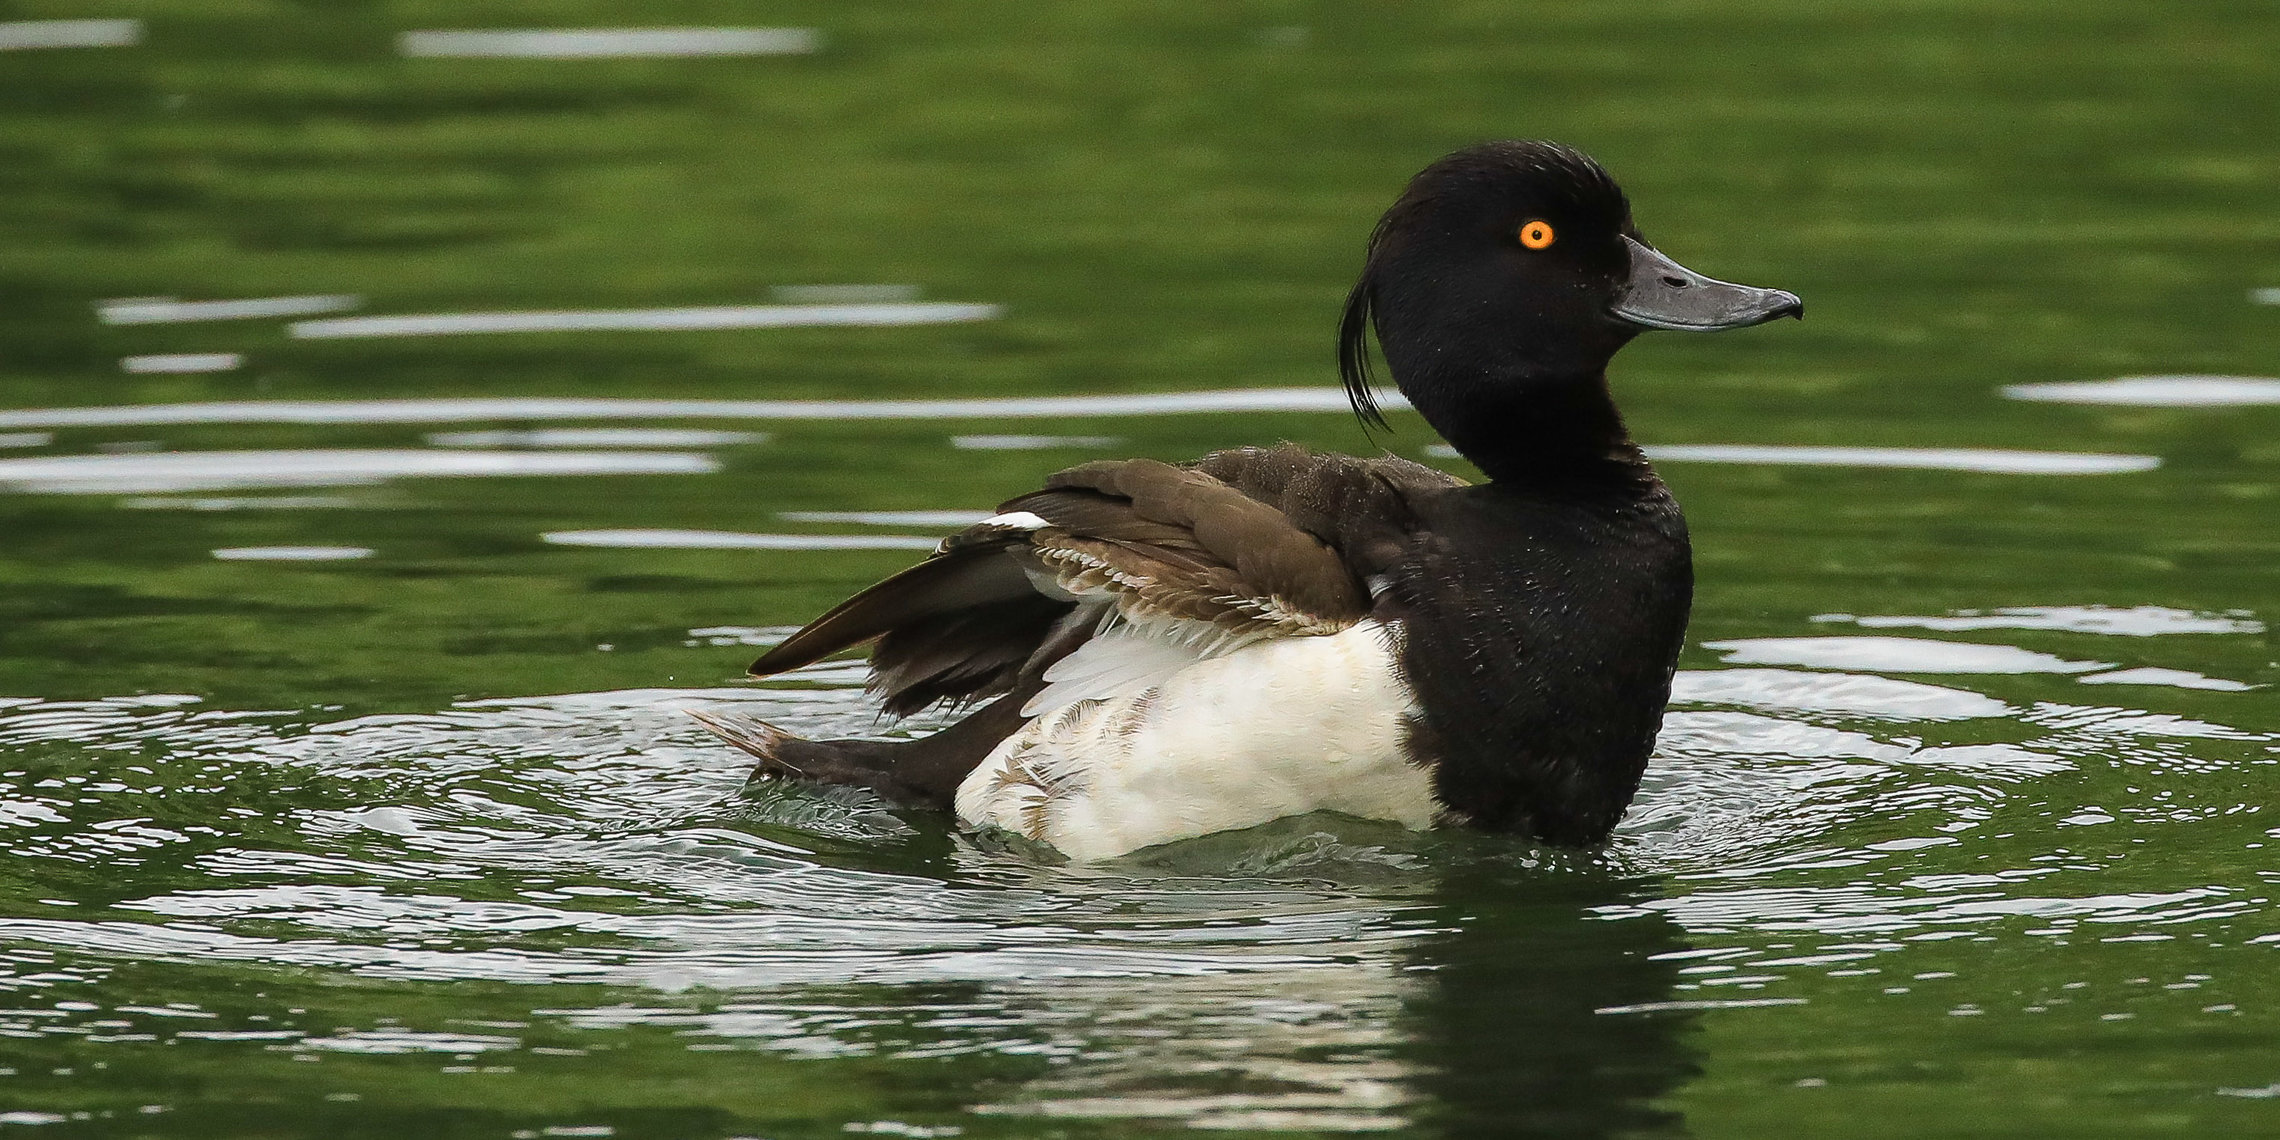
(954, 620, 1437, 861)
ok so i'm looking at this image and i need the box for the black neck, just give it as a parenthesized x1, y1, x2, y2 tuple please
(1401, 365, 1651, 488)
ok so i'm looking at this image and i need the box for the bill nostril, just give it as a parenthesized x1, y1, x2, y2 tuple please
(1660, 275, 1689, 288)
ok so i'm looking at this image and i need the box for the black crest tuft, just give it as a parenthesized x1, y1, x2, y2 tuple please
(1337, 254, 1389, 432)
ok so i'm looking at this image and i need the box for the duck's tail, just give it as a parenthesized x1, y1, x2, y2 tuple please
(689, 691, 1040, 812)
(687, 707, 801, 774)
(692, 708, 890, 790)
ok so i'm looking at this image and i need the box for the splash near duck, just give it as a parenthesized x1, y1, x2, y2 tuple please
(700, 140, 1801, 860)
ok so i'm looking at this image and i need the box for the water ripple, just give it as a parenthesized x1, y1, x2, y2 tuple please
(0, 622, 2271, 1127)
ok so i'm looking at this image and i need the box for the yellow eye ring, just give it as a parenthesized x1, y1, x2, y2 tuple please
(1518, 220, 1556, 249)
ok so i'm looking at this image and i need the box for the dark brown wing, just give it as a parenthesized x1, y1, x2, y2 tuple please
(748, 444, 1460, 716)
(744, 516, 1072, 716)
(1186, 444, 1462, 579)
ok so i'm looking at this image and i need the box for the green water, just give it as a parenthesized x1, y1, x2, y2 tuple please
(2, 1, 2277, 1136)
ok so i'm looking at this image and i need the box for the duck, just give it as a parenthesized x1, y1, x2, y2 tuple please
(695, 140, 1801, 861)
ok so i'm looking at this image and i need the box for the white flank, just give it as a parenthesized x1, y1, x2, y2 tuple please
(958, 621, 1435, 861)
(1027, 623, 1214, 715)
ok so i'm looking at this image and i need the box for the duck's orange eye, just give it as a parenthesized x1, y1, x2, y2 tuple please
(1518, 220, 1556, 249)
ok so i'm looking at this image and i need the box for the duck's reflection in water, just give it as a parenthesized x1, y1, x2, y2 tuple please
(954, 837, 1696, 1136)
(1398, 864, 1697, 1138)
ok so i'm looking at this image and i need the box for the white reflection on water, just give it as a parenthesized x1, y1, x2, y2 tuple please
(0, 389, 1397, 429)
(778, 510, 990, 528)
(2076, 668, 2258, 692)
(544, 530, 942, 551)
(2005, 376, 2280, 406)
(2020, 701, 2259, 743)
(0, 18, 140, 50)
(1705, 636, 2261, 692)
(1646, 444, 2159, 475)
(290, 303, 997, 339)
(97, 294, 359, 324)
(1816, 605, 2264, 637)
(686, 625, 794, 648)
(0, 432, 48, 449)
(1430, 442, 2162, 473)
(0, 449, 717, 493)
(428, 428, 769, 449)
(1704, 636, 2112, 674)
(297, 1028, 520, 1055)
(121, 353, 243, 374)
(122, 495, 368, 511)
(211, 546, 373, 562)
(952, 434, 1122, 450)
(1619, 884, 2248, 939)
(1669, 668, 2013, 721)
(398, 27, 821, 59)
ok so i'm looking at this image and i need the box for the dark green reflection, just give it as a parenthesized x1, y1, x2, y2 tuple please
(0, 962, 1046, 1140)
(1402, 866, 1696, 1139)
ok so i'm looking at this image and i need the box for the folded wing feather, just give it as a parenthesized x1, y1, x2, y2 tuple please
(748, 444, 1460, 717)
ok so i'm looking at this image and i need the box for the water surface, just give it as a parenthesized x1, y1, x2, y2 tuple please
(2, 2, 2277, 1136)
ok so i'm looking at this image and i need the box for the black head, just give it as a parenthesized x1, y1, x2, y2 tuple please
(1339, 141, 1800, 435)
